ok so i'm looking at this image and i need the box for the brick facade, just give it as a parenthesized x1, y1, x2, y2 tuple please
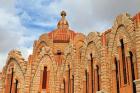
(0, 11, 140, 93)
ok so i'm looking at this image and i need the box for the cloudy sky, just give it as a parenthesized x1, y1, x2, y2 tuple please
(0, 0, 140, 70)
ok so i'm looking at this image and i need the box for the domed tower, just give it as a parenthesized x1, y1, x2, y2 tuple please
(48, 11, 76, 43)
(48, 11, 77, 65)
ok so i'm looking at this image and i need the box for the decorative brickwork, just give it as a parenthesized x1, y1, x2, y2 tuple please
(0, 11, 140, 93)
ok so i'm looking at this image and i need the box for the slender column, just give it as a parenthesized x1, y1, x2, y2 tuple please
(25, 56, 32, 93)
(83, 70, 87, 93)
(112, 62, 117, 93)
(5, 74, 11, 93)
(135, 14, 140, 78)
(118, 45, 124, 86)
(100, 33, 111, 93)
(126, 56, 133, 93)
(134, 13, 140, 93)
(112, 57, 121, 93)
(39, 68, 43, 92)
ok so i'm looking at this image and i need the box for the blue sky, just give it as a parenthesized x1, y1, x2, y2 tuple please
(0, 0, 140, 70)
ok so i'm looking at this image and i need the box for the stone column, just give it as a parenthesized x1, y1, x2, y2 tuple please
(83, 70, 88, 93)
(100, 33, 111, 93)
(100, 47, 110, 93)
(126, 56, 133, 93)
(25, 56, 32, 93)
(39, 68, 43, 93)
(111, 62, 117, 93)
(5, 73, 12, 93)
(65, 66, 69, 93)
(134, 14, 140, 93)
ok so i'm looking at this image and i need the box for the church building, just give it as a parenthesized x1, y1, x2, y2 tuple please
(0, 11, 140, 93)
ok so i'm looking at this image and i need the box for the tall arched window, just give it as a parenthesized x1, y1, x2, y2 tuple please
(15, 79, 18, 93)
(115, 58, 120, 93)
(85, 70, 88, 93)
(72, 75, 74, 93)
(96, 65, 100, 91)
(10, 68, 14, 93)
(90, 53, 93, 93)
(120, 39, 127, 84)
(42, 67, 47, 89)
(63, 79, 66, 93)
(129, 51, 136, 93)
(68, 65, 70, 93)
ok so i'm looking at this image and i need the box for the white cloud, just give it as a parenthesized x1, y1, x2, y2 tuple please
(17, 0, 140, 34)
(0, 53, 8, 70)
(0, 8, 34, 70)
(0, 9, 25, 51)
(54, 0, 140, 34)
(0, 0, 140, 70)
(0, 0, 16, 13)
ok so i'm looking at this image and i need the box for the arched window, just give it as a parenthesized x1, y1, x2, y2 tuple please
(90, 53, 93, 93)
(72, 75, 74, 93)
(115, 58, 120, 93)
(68, 65, 70, 93)
(129, 51, 136, 93)
(63, 79, 66, 93)
(57, 49, 62, 65)
(96, 65, 100, 91)
(120, 39, 127, 84)
(10, 68, 14, 93)
(42, 67, 47, 89)
(15, 79, 18, 93)
(85, 70, 88, 93)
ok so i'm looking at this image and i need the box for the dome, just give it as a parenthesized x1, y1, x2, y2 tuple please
(48, 29, 76, 43)
(48, 11, 76, 43)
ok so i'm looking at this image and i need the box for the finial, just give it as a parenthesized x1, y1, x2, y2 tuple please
(61, 11, 66, 18)
(57, 11, 69, 29)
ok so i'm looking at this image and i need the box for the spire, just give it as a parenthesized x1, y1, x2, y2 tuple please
(61, 11, 66, 18)
(57, 11, 69, 29)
